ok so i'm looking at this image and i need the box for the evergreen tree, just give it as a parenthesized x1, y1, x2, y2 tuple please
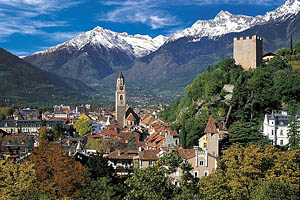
(228, 121, 268, 146)
(287, 116, 300, 150)
(290, 36, 294, 55)
(86, 153, 114, 179)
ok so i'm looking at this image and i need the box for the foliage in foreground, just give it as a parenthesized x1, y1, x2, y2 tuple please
(199, 144, 299, 200)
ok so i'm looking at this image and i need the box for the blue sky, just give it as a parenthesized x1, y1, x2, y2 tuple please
(0, 0, 286, 56)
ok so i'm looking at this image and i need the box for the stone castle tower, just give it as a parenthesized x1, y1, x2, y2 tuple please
(115, 71, 126, 128)
(233, 35, 263, 70)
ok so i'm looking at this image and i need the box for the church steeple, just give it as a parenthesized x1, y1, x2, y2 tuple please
(116, 71, 126, 128)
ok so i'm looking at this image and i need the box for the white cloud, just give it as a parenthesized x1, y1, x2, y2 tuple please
(0, 0, 83, 39)
(47, 31, 83, 42)
(99, 0, 286, 29)
(99, 0, 181, 29)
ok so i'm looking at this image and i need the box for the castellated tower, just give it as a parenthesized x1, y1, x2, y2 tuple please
(233, 35, 263, 70)
(115, 71, 126, 128)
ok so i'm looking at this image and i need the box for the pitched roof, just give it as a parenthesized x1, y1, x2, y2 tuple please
(2, 135, 34, 146)
(178, 149, 195, 159)
(107, 149, 138, 160)
(205, 115, 217, 134)
(139, 149, 160, 160)
(126, 113, 135, 121)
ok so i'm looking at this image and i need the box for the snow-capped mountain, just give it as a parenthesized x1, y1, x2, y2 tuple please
(33, 26, 167, 58)
(169, 0, 300, 41)
(25, 0, 299, 88)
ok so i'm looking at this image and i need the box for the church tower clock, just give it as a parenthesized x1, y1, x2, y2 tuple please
(115, 71, 126, 128)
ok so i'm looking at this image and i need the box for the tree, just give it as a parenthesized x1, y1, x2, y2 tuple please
(125, 166, 175, 200)
(86, 153, 114, 180)
(290, 36, 294, 55)
(85, 137, 105, 153)
(228, 121, 268, 146)
(29, 143, 86, 198)
(127, 134, 137, 150)
(38, 126, 49, 143)
(0, 107, 14, 118)
(125, 151, 183, 200)
(173, 161, 200, 200)
(0, 160, 38, 199)
(74, 118, 92, 136)
(199, 144, 299, 200)
(79, 177, 121, 200)
(0, 113, 5, 121)
(254, 179, 299, 200)
(287, 116, 300, 150)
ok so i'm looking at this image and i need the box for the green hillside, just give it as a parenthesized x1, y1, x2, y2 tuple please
(161, 56, 300, 148)
(0, 48, 94, 105)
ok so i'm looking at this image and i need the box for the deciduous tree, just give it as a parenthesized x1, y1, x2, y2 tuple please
(29, 143, 86, 199)
(74, 118, 92, 136)
(0, 160, 38, 199)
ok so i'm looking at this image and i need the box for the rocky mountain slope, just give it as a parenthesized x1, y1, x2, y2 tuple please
(24, 27, 167, 84)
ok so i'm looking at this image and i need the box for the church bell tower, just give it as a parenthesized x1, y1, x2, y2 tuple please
(115, 71, 126, 128)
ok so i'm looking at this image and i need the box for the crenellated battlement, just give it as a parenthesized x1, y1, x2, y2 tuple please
(234, 35, 262, 41)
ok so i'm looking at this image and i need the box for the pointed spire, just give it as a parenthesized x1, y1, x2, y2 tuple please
(270, 110, 275, 120)
(118, 70, 124, 79)
(205, 115, 217, 134)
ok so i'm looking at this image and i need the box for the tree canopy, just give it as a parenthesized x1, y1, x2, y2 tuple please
(74, 118, 92, 136)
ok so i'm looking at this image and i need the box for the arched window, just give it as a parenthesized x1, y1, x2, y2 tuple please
(120, 95, 123, 101)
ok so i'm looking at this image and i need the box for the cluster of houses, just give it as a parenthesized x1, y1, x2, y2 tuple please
(0, 70, 299, 181)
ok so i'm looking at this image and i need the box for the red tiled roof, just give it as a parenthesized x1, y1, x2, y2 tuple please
(178, 149, 195, 159)
(205, 115, 217, 134)
(107, 149, 139, 160)
(139, 149, 160, 160)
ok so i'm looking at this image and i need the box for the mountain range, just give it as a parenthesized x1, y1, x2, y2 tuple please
(24, 0, 300, 95)
(0, 48, 93, 104)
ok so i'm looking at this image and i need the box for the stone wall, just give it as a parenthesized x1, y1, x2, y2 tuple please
(233, 35, 263, 70)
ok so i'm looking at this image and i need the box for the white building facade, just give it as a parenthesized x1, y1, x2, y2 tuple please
(263, 111, 299, 146)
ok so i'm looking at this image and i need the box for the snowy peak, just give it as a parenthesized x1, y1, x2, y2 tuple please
(215, 11, 233, 19)
(262, 0, 300, 21)
(168, 0, 300, 42)
(33, 26, 168, 58)
(168, 11, 255, 41)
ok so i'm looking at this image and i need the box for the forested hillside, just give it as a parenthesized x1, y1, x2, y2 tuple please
(161, 41, 300, 148)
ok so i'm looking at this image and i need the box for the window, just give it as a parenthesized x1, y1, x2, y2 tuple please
(203, 143, 207, 148)
(120, 95, 123, 101)
(280, 140, 283, 145)
(280, 130, 283, 136)
(149, 161, 153, 166)
(194, 171, 198, 178)
(271, 130, 274, 135)
(200, 161, 204, 166)
(204, 170, 209, 176)
(140, 160, 143, 168)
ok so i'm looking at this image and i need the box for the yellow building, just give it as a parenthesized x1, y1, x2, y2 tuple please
(199, 135, 208, 151)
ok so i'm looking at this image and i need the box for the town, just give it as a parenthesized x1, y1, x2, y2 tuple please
(0, 0, 299, 199)
(1, 35, 300, 199)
